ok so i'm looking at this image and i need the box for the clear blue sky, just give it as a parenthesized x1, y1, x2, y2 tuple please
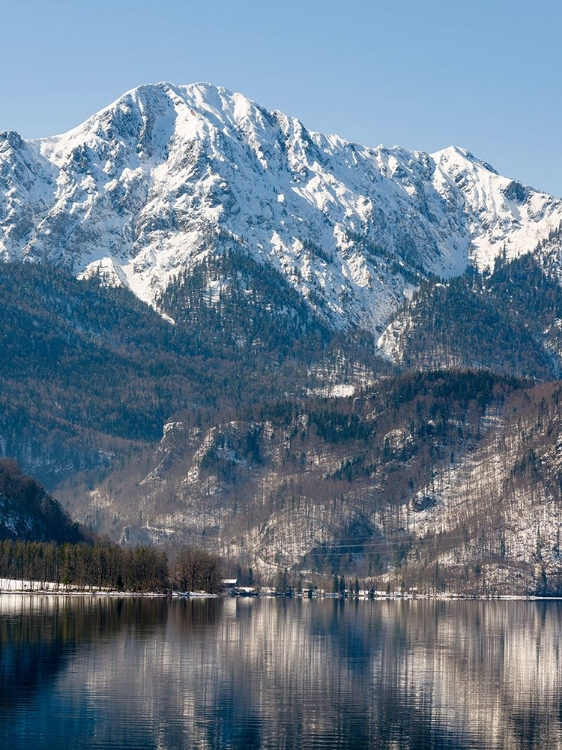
(2, 0, 561, 196)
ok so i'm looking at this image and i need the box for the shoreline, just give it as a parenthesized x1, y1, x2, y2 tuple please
(2, 577, 561, 601)
(1, 589, 561, 602)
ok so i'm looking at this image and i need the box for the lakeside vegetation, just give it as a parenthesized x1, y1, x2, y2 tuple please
(1, 537, 557, 599)
(0, 535, 229, 594)
(0, 539, 169, 592)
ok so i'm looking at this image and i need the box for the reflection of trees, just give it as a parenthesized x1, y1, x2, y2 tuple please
(2, 599, 562, 748)
(0, 596, 168, 714)
(154, 600, 562, 749)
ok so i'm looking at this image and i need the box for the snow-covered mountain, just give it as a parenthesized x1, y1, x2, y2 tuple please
(5, 83, 562, 592)
(1, 81, 561, 335)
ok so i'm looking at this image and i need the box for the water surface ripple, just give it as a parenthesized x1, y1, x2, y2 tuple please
(1, 596, 561, 749)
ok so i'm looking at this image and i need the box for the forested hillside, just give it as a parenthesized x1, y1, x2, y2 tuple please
(0, 458, 84, 543)
(57, 370, 562, 594)
(0, 261, 386, 488)
(2, 254, 562, 593)
(379, 252, 562, 378)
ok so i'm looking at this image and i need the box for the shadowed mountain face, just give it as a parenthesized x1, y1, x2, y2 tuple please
(0, 260, 386, 489)
(378, 248, 562, 378)
(0, 458, 84, 543)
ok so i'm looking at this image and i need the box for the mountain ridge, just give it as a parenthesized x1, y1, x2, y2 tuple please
(2, 81, 561, 340)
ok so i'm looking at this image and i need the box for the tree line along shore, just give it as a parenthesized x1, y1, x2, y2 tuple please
(0, 539, 221, 594)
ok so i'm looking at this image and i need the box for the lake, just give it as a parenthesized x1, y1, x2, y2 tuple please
(1, 595, 561, 749)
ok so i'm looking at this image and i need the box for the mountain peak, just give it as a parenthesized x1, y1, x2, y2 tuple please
(432, 145, 499, 174)
(1, 82, 561, 332)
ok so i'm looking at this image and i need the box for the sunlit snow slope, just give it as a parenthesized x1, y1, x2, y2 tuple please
(1, 82, 561, 332)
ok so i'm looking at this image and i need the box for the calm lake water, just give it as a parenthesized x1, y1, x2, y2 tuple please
(1, 596, 562, 749)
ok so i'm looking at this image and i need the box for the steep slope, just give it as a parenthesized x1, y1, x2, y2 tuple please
(0, 458, 84, 543)
(1, 82, 561, 336)
(399, 380, 562, 595)
(0, 262, 192, 486)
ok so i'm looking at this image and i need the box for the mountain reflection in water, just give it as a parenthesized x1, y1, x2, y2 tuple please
(1, 596, 561, 749)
